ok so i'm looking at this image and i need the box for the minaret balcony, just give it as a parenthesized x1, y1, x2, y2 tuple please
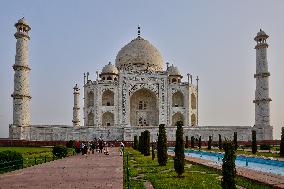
(254, 72, 270, 78)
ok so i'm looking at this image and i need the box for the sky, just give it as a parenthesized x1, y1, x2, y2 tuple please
(0, 1, 283, 139)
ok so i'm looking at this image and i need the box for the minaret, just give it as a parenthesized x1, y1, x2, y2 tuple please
(12, 18, 32, 128)
(253, 29, 273, 140)
(72, 84, 80, 126)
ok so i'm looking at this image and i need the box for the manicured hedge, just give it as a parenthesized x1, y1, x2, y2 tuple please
(0, 150, 23, 172)
(52, 145, 68, 158)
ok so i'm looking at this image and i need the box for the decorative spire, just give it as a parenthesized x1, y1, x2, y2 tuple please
(138, 25, 141, 37)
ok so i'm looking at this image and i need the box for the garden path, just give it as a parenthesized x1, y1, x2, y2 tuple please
(0, 147, 123, 189)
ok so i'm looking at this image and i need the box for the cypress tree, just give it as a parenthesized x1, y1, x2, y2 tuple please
(219, 134, 223, 150)
(208, 136, 212, 150)
(198, 136, 202, 149)
(133, 135, 138, 150)
(152, 142, 155, 160)
(141, 131, 145, 154)
(281, 127, 284, 157)
(221, 140, 237, 189)
(138, 135, 142, 153)
(185, 136, 189, 148)
(252, 130, 257, 154)
(174, 121, 185, 177)
(144, 130, 150, 156)
(191, 136, 195, 148)
(157, 124, 168, 166)
(233, 132, 238, 150)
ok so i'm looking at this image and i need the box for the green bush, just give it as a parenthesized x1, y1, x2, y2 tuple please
(281, 127, 284, 157)
(157, 124, 168, 166)
(219, 134, 223, 150)
(152, 143, 155, 160)
(174, 121, 185, 177)
(52, 145, 68, 158)
(185, 136, 189, 148)
(191, 136, 195, 148)
(144, 130, 150, 156)
(208, 136, 212, 150)
(198, 136, 202, 149)
(0, 150, 23, 172)
(133, 135, 138, 150)
(252, 130, 257, 154)
(233, 132, 238, 150)
(222, 140, 237, 189)
(259, 144, 271, 150)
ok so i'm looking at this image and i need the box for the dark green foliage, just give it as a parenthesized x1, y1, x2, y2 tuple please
(219, 134, 223, 150)
(281, 127, 284, 157)
(259, 144, 271, 150)
(221, 140, 237, 189)
(138, 135, 142, 153)
(66, 140, 75, 148)
(152, 143, 155, 160)
(133, 135, 138, 150)
(233, 132, 238, 150)
(191, 136, 195, 148)
(198, 136, 202, 149)
(208, 136, 212, 150)
(144, 130, 150, 156)
(252, 130, 257, 154)
(157, 124, 168, 166)
(52, 145, 68, 158)
(90, 142, 97, 150)
(140, 132, 145, 154)
(174, 121, 185, 177)
(185, 136, 189, 148)
(0, 150, 23, 172)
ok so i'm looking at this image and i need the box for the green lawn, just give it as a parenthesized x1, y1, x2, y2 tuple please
(124, 148, 273, 189)
(0, 146, 75, 169)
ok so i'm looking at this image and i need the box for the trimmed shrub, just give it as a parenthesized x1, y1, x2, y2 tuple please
(221, 140, 237, 189)
(174, 121, 185, 177)
(138, 135, 142, 153)
(144, 130, 150, 156)
(133, 135, 138, 150)
(259, 144, 271, 150)
(233, 132, 238, 150)
(252, 130, 257, 154)
(185, 136, 189, 148)
(198, 136, 202, 149)
(208, 136, 212, 150)
(191, 136, 195, 148)
(157, 124, 168, 166)
(218, 134, 223, 150)
(140, 132, 145, 154)
(281, 127, 284, 157)
(52, 145, 68, 158)
(0, 150, 23, 172)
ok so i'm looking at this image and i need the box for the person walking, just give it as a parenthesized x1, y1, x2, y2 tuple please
(120, 142, 125, 156)
(99, 139, 103, 153)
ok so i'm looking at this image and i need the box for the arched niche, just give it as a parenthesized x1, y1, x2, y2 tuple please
(102, 112, 114, 126)
(87, 112, 94, 126)
(191, 93, 196, 109)
(102, 90, 114, 106)
(87, 91, 94, 108)
(191, 114, 196, 126)
(172, 91, 184, 107)
(172, 112, 184, 126)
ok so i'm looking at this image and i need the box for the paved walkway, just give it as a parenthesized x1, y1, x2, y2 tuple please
(0, 148, 123, 189)
(169, 152, 284, 189)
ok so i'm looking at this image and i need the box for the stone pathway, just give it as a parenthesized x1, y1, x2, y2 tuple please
(0, 148, 123, 189)
(169, 152, 284, 189)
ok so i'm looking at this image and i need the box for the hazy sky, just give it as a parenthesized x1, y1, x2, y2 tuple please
(0, 1, 283, 139)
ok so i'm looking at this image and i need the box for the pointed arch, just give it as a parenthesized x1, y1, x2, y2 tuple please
(102, 112, 114, 126)
(87, 91, 94, 108)
(172, 112, 184, 126)
(102, 90, 114, 106)
(172, 91, 184, 107)
(191, 93, 196, 109)
(191, 114, 196, 126)
(87, 112, 94, 126)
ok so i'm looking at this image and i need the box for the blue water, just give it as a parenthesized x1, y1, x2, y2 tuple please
(168, 148, 284, 176)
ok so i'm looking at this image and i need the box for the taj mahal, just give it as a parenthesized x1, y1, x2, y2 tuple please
(9, 18, 273, 142)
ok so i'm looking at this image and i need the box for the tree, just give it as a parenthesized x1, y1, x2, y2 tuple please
(218, 134, 223, 150)
(157, 124, 168, 166)
(138, 135, 142, 153)
(144, 130, 150, 156)
(133, 135, 138, 150)
(208, 136, 212, 150)
(252, 130, 257, 154)
(141, 131, 145, 154)
(221, 140, 237, 189)
(174, 121, 185, 177)
(185, 136, 189, 148)
(233, 132, 238, 150)
(198, 136, 202, 150)
(191, 136, 195, 148)
(152, 142, 155, 160)
(280, 127, 284, 157)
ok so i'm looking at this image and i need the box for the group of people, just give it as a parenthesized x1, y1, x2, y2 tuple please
(80, 138, 125, 156)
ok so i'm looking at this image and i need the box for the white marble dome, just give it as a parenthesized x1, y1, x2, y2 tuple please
(101, 62, 118, 75)
(115, 36, 164, 71)
(168, 65, 181, 76)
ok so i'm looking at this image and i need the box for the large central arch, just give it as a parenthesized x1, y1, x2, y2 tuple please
(130, 88, 159, 126)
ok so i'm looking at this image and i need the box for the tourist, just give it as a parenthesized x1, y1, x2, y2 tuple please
(99, 139, 103, 153)
(120, 142, 125, 156)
